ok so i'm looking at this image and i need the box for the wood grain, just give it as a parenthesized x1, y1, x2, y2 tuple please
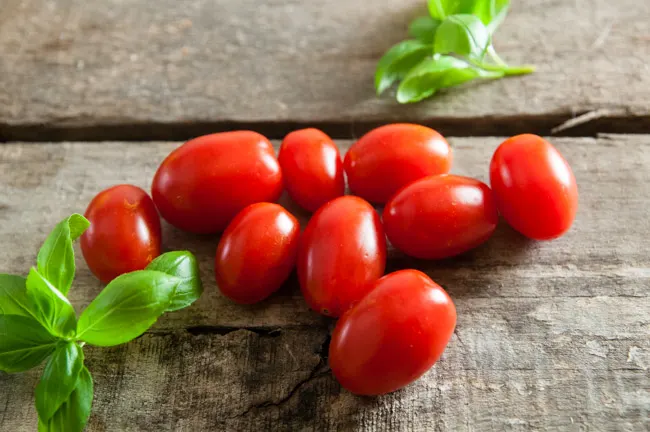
(0, 136, 648, 327)
(1, 136, 648, 430)
(1, 327, 647, 431)
(1, 0, 650, 140)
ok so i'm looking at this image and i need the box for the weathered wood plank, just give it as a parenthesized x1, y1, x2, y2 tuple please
(1, 136, 649, 430)
(1, 0, 650, 140)
(1, 327, 647, 431)
(0, 136, 648, 329)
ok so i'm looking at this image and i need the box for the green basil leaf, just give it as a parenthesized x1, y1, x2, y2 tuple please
(0, 314, 58, 373)
(428, 0, 461, 20)
(38, 366, 93, 432)
(26, 268, 77, 338)
(396, 55, 503, 103)
(0, 274, 30, 316)
(408, 16, 441, 44)
(459, 0, 510, 32)
(146, 251, 203, 312)
(76, 270, 178, 346)
(434, 14, 491, 60)
(35, 342, 84, 422)
(375, 40, 431, 95)
(37, 214, 90, 296)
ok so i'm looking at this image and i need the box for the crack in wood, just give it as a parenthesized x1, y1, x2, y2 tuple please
(2, 113, 650, 142)
(185, 325, 285, 337)
(227, 331, 332, 419)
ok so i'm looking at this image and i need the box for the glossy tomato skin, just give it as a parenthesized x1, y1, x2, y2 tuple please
(329, 269, 456, 395)
(152, 131, 283, 234)
(383, 175, 498, 259)
(344, 124, 452, 204)
(297, 196, 386, 317)
(81, 185, 162, 284)
(278, 128, 345, 212)
(215, 203, 300, 304)
(490, 134, 578, 240)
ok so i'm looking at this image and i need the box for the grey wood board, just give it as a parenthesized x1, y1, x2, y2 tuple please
(0, 329, 647, 431)
(1, 0, 650, 139)
(0, 135, 648, 430)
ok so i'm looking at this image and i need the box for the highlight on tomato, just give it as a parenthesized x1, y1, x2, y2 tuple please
(490, 134, 578, 240)
(152, 131, 283, 234)
(383, 175, 498, 259)
(81, 184, 162, 283)
(297, 196, 386, 317)
(329, 269, 456, 396)
(344, 123, 452, 204)
(278, 128, 345, 212)
(215, 203, 300, 304)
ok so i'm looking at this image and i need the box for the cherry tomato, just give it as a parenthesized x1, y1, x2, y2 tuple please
(344, 124, 452, 204)
(278, 128, 345, 212)
(329, 269, 456, 395)
(383, 175, 498, 259)
(215, 203, 300, 304)
(81, 185, 162, 283)
(152, 131, 283, 234)
(490, 134, 578, 240)
(297, 196, 386, 317)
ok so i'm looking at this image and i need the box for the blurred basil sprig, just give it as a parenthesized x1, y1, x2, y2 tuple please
(376, 0, 534, 103)
(0, 214, 203, 431)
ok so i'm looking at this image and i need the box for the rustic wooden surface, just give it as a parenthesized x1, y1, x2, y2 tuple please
(1, 136, 648, 431)
(1, 0, 650, 430)
(2, 0, 650, 141)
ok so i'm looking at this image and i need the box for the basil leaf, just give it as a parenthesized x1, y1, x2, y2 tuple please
(35, 342, 84, 422)
(408, 17, 441, 44)
(428, 0, 461, 20)
(375, 40, 431, 95)
(76, 270, 178, 346)
(146, 251, 203, 312)
(37, 214, 90, 296)
(26, 268, 77, 338)
(38, 366, 93, 432)
(396, 55, 503, 103)
(459, 0, 510, 32)
(0, 274, 30, 316)
(434, 14, 491, 60)
(0, 314, 58, 373)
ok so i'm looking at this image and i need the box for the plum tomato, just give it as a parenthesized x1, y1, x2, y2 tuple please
(383, 175, 498, 259)
(297, 196, 386, 317)
(278, 128, 345, 212)
(343, 123, 452, 204)
(81, 184, 162, 284)
(215, 203, 300, 304)
(151, 131, 283, 234)
(329, 269, 456, 395)
(490, 134, 578, 240)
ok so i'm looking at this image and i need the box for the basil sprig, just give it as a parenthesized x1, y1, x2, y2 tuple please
(0, 214, 203, 431)
(376, 0, 534, 103)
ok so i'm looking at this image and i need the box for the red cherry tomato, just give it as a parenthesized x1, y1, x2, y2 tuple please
(344, 124, 452, 204)
(215, 203, 300, 304)
(81, 185, 162, 284)
(490, 134, 578, 240)
(297, 196, 386, 317)
(329, 269, 456, 395)
(278, 128, 345, 212)
(383, 175, 498, 259)
(152, 131, 283, 234)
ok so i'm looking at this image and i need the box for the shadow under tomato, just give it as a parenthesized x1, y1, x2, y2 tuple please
(160, 220, 221, 255)
(277, 191, 312, 229)
(385, 219, 536, 298)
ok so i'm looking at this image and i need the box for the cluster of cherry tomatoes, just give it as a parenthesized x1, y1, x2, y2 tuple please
(80, 124, 578, 396)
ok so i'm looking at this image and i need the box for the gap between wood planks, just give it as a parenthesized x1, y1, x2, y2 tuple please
(1, 111, 650, 142)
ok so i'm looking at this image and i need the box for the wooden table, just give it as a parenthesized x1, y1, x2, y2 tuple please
(1, 1, 648, 431)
